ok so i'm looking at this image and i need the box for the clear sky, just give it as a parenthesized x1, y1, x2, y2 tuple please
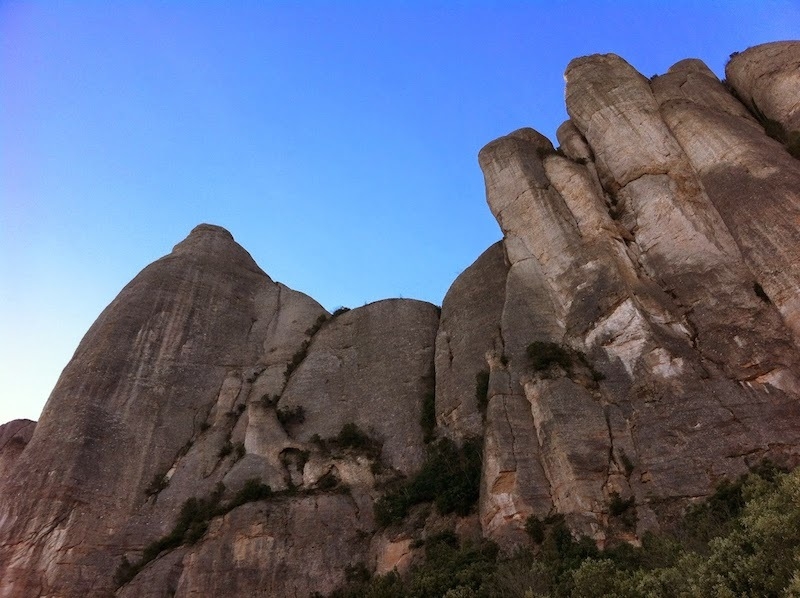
(2, 1, 799, 425)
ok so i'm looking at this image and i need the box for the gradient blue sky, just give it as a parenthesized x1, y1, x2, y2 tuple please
(2, 1, 799, 425)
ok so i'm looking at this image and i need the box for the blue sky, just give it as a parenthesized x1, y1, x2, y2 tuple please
(2, 1, 799, 424)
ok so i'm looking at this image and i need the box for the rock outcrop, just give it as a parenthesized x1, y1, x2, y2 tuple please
(1, 41, 800, 597)
(0, 419, 35, 485)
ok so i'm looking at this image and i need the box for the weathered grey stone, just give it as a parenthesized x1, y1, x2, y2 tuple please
(0, 224, 327, 597)
(435, 242, 508, 439)
(726, 41, 800, 132)
(654, 60, 800, 346)
(278, 299, 439, 475)
(119, 494, 371, 598)
(472, 49, 800, 544)
(654, 59, 758, 122)
(567, 53, 799, 383)
(0, 419, 35, 487)
(172, 495, 369, 597)
(556, 120, 593, 162)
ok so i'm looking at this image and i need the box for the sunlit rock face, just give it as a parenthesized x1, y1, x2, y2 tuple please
(471, 42, 800, 546)
(2, 41, 800, 597)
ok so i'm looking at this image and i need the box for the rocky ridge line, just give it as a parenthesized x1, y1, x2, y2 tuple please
(1, 41, 799, 597)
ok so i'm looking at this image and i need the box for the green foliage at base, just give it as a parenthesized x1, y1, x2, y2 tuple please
(567, 464, 800, 597)
(375, 437, 482, 527)
(336, 462, 800, 597)
(330, 532, 501, 598)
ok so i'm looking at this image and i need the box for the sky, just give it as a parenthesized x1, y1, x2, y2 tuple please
(2, 1, 799, 425)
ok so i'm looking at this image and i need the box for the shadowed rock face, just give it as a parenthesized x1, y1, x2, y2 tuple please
(435, 242, 508, 440)
(726, 41, 800, 132)
(0, 419, 35, 484)
(2, 41, 800, 598)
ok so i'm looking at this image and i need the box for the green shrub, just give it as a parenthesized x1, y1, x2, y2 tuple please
(284, 340, 311, 381)
(315, 471, 340, 491)
(332, 307, 351, 317)
(375, 437, 482, 527)
(258, 393, 280, 408)
(526, 341, 574, 373)
(619, 451, 635, 476)
(475, 370, 490, 414)
(277, 405, 306, 428)
(609, 492, 635, 517)
(344, 563, 372, 583)
(336, 423, 375, 451)
(609, 492, 636, 529)
(229, 478, 272, 509)
(305, 313, 328, 336)
(116, 488, 226, 587)
(420, 392, 436, 443)
(113, 557, 137, 588)
(525, 515, 546, 544)
(679, 475, 747, 545)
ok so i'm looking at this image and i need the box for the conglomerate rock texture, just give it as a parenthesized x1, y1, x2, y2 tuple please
(1, 41, 800, 597)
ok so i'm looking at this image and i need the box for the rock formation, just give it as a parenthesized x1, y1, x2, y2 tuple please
(1, 41, 799, 597)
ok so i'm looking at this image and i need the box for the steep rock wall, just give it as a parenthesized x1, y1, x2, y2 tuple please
(1, 40, 799, 598)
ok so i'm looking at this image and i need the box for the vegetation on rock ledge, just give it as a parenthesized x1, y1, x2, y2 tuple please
(375, 437, 482, 527)
(334, 463, 800, 597)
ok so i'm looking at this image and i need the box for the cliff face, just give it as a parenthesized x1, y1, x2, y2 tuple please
(2, 41, 800, 597)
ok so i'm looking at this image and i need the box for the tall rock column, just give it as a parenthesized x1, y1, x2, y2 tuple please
(0, 225, 327, 598)
(565, 53, 800, 387)
(652, 52, 800, 348)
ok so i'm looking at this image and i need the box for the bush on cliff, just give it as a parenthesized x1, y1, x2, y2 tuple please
(337, 463, 800, 597)
(375, 436, 482, 526)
